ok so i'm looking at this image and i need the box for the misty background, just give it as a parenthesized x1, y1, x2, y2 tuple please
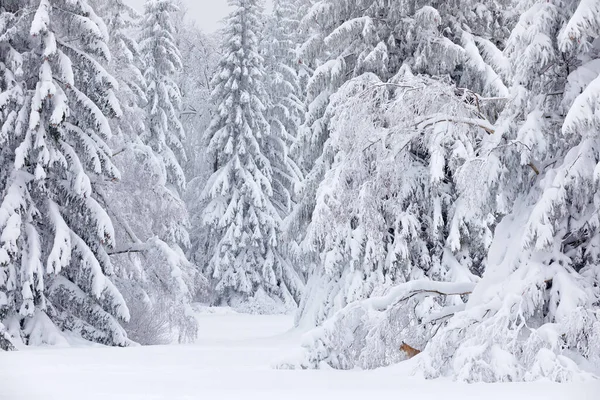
(125, 0, 272, 32)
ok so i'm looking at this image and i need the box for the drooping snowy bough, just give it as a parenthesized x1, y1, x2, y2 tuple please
(280, 279, 475, 370)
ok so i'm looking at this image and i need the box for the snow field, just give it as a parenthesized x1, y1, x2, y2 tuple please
(1, 310, 598, 400)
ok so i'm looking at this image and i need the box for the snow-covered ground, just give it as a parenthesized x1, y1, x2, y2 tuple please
(1, 309, 598, 400)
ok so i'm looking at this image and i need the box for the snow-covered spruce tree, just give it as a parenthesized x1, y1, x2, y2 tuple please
(421, 0, 600, 382)
(0, 0, 130, 348)
(140, 0, 187, 194)
(286, 0, 313, 103)
(262, 0, 304, 217)
(92, 0, 200, 344)
(291, 0, 512, 327)
(202, 0, 303, 312)
(177, 21, 220, 296)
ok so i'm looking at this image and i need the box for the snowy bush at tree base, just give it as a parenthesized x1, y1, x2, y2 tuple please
(278, 279, 475, 370)
(230, 288, 296, 316)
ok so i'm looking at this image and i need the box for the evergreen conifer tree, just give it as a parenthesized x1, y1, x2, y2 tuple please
(140, 0, 187, 194)
(422, 0, 600, 381)
(202, 0, 303, 311)
(94, 0, 200, 344)
(0, 0, 130, 348)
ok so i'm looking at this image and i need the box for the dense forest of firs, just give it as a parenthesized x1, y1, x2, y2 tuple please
(1, 0, 600, 382)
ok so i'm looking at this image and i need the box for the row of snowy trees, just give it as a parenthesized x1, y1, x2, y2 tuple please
(0, 0, 216, 348)
(237, 0, 600, 383)
(2, 0, 599, 384)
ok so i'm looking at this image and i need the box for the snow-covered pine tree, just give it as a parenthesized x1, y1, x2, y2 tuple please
(140, 0, 187, 194)
(202, 0, 303, 312)
(262, 0, 304, 217)
(177, 20, 221, 293)
(286, 0, 313, 103)
(421, 0, 600, 382)
(92, 0, 147, 143)
(291, 0, 512, 327)
(0, 0, 130, 348)
(92, 0, 200, 344)
(261, 0, 305, 290)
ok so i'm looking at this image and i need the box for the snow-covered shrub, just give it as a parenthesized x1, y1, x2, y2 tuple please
(230, 287, 295, 316)
(280, 280, 475, 369)
(120, 294, 171, 345)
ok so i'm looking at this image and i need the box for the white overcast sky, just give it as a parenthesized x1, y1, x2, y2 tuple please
(125, 0, 272, 33)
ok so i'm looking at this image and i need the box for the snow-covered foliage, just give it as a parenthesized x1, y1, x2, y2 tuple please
(420, 0, 600, 382)
(295, 70, 495, 328)
(280, 279, 475, 369)
(0, 0, 130, 348)
(139, 0, 187, 193)
(291, 0, 511, 327)
(291, 0, 600, 383)
(200, 0, 303, 312)
(94, 0, 200, 344)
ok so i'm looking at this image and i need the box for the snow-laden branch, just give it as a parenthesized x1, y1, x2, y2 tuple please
(107, 243, 149, 256)
(279, 279, 477, 370)
(365, 279, 476, 311)
(416, 115, 496, 134)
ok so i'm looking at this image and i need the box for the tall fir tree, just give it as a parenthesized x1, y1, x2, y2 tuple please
(140, 0, 187, 195)
(290, 0, 512, 327)
(202, 0, 303, 311)
(0, 0, 130, 349)
(262, 0, 304, 218)
(93, 0, 200, 344)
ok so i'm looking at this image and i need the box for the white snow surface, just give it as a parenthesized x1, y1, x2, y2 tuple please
(1, 307, 598, 399)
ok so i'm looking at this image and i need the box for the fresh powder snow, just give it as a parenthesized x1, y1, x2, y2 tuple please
(1, 309, 598, 399)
